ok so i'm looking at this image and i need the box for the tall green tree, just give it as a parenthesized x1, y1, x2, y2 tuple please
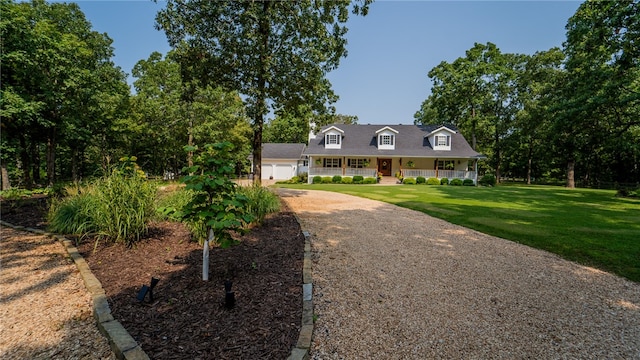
(557, 0, 640, 187)
(156, 0, 371, 184)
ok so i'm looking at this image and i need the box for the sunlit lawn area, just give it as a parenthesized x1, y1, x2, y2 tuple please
(275, 183, 640, 282)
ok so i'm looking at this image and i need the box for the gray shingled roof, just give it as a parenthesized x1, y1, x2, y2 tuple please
(262, 143, 306, 160)
(304, 124, 483, 158)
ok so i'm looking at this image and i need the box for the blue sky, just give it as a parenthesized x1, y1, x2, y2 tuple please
(77, 0, 582, 125)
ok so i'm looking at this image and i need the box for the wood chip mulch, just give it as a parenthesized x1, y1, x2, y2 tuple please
(1, 197, 304, 360)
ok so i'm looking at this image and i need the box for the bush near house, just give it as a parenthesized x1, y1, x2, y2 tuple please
(426, 178, 440, 185)
(321, 176, 333, 184)
(363, 177, 377, 184)
(353, 175, 364, 184)
(403, 177, 416, 185)
(450, 178, 463, 186)
(312, 176, 322, 184)
(463, 179, 475, 186)
(479, 174, 497, 186)
(341, 177, 353, 184)
(332, 175, 342, 183)
(440, 178, 449, 185)
(416, 176, 426, 184)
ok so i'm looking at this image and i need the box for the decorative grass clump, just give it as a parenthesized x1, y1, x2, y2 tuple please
(341, 177, 353, 184)
(353, 175, 364, 184)
(426, 178, 440, 185)
(403, 177, 416, 185)
(238, 185, 281, 224)
(156, 187, 207, 240)
(48, 192, 97, 236)
(332, 175, 342, 183)
(416, 176, 426, 184)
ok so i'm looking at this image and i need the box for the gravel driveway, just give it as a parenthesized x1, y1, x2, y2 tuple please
(277, 188, 640, 359)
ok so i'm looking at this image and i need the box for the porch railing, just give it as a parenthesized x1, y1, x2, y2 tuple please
(402, 169, 475, 180)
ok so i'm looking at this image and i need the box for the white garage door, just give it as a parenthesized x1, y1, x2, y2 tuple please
(261, 164, 273, 180)
(274, 164, 293, 180)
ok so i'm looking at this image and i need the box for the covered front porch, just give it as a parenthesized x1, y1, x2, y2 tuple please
(307, 156, 479, 184)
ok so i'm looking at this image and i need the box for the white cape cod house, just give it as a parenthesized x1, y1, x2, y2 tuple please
(305, 123, 485, 183)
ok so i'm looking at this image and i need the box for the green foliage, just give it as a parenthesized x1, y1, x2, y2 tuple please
(450, 178, 463, 186)
(298, 172, 308, 184)
(321, 177, 333, 184)
(332, 175, 342, 183)
(238, 185, 280, 225)
(341, 177, 353, 184)
(463, 179, 475, 186)
(155, 188, 206, 240)
(353, 175, 364, 184)
(427, 178, 441, 185)
(403, 178, 416, 185)
(416, 176, 426, 184)
(440, 178, 449, 185)
(48, 193, 97, 236)
(479, 174, 497, 186)
(312, 176, 323, 184)
(170, 142, 254, 247)
(363, 177, 377, 184)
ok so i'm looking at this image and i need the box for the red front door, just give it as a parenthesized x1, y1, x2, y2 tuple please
(378, 158, 392, 176)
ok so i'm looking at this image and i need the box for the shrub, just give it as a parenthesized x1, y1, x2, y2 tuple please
(363, 177, 377, 184)
(440, 177, 449, 185)
(312, 176, 322, 184)
(299, 172, 308, 184)
(426, 178, 440, 185)
(332, 175, 342, 183)
(416, 176, 426, 184)
(479, 174, 497, 186)
(290, 176, 300, 183)
(321, 176, 333, 184)
(463, 179, 475, 186)
(450, 178, 463, 186)
(353, 175, 364, 184)
(238, 185, 280, 225)
(403, 177, 416, 185)
(341, 177, 353, 184)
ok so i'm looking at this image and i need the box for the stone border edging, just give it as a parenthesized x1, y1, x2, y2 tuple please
(287, 222, 314, 360)
(0, 220, 149, 360)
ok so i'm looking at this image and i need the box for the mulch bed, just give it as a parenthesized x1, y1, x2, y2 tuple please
(0, 197, 304, 359)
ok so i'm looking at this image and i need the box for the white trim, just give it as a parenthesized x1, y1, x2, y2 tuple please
(375, 126, 399, 134)
(321, 126, 345, 134)
(426, 125, 456, 137)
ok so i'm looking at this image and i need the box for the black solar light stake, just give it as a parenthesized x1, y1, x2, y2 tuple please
(137, 277, 160, 303)
(224, 280, 235, 309)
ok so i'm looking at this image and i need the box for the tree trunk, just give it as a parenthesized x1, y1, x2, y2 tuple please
(71, 147, 79, 182)
(188, 118, 193, 168)
(494, 130, 501, 184)
(252, 0, 271, 186)
(46, 129, 56, 186)
(19, 136, 32, 189)
(526, 139, 533, 185)
(30, 142, 41, 186)
(566, 159, 575, 188)
(1, 159, 10, 190)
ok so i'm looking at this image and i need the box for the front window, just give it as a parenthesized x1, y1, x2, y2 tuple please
(324, 158, 341, 168)
(326, 134, 341, 145)
(348, 159, 367, 168)
(437, 160, 455, 170)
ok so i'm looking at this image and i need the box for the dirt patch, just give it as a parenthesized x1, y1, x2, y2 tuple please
(1, 197, 304, 359)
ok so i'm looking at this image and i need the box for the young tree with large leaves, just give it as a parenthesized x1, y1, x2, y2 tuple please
(155, 0, 371, 185)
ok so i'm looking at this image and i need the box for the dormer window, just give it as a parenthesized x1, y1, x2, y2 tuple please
(435, 135, 450, 147)
(376, 126, 398, 150)
(321, 126, 344, 149)
(326, 133, 341, 145)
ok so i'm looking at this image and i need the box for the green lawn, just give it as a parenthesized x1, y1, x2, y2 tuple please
(275, 183, 640, 282)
